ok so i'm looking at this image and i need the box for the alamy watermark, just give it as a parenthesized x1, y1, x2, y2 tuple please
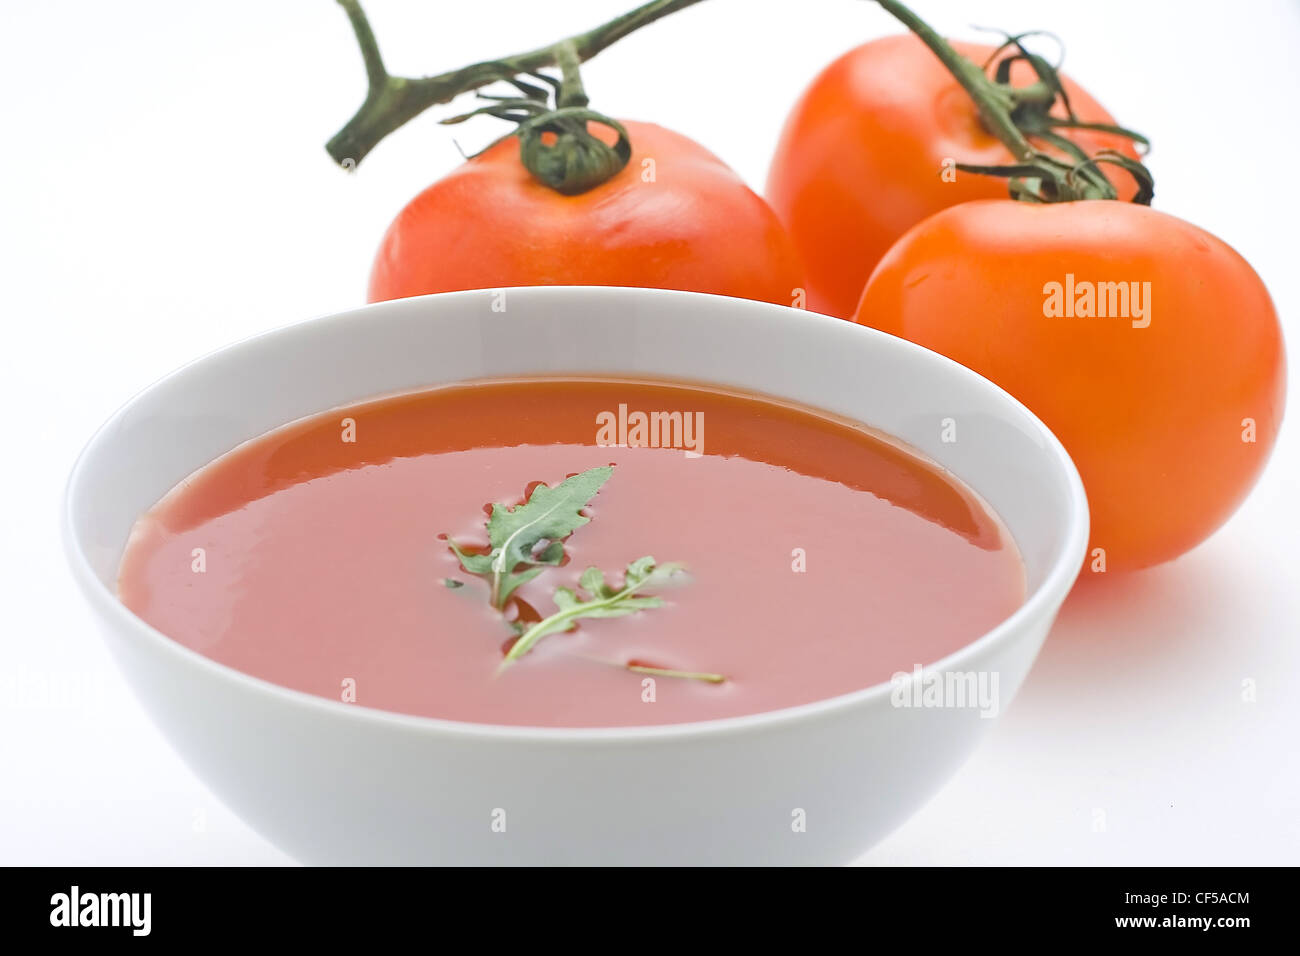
(1043, 273, 1151, 328)
(890, 664, 1001, 719)
(50, 887, 151, 936)
(595, 403, 704, 457)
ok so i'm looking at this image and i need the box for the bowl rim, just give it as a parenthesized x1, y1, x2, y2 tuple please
(63, 285, 1090, 744)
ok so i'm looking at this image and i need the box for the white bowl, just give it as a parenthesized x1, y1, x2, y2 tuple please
(64, 286, 1088, 865)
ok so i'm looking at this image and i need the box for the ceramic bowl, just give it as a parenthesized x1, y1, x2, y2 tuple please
(64, 286, 1088, 864)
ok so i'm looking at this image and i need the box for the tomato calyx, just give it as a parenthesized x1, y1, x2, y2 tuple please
(325, 0, 705, 193)
(875, 0, 1155, 204)
(438, 49, 632, 196)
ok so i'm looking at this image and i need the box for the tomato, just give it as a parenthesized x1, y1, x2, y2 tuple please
(854, 199, 1286, 571)
(368, 120, 804, 307)
(766, 35, 1141, 319)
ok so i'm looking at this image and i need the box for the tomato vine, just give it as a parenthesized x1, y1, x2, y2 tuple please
(326, 0, 1153, 202)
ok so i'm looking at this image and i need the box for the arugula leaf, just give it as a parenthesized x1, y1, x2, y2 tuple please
(442, 466, 721, 683)
(499, 556, 687, 669)
(447, 466, 613, 608)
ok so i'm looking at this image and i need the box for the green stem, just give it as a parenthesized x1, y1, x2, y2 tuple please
(875, 0, 1034, 163)
(871, 0, 1145, 202)
(564, 654, 725, 684)
(327, 0, 707, 168)
(554, 40, 589, 109)
(626, 663, 726, 684)
(340, 0, 386, 90)
(501, 578, 645, 668)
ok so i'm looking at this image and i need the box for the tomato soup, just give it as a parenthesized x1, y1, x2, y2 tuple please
(117, 378, 1024, 727)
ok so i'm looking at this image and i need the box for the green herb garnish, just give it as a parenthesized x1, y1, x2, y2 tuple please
(443, 465, 723, 684)
(500, 556, 686, 670)
(626, 663, 725, 684)
(575, 655, 726, 685)
(447, 465, 612, 608)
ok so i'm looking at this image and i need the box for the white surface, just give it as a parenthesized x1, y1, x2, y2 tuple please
(2, 0, 1297, 865)
(62, 286, 1087, 865)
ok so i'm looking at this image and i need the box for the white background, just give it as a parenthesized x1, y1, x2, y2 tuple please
(2, 0, 1297, 865)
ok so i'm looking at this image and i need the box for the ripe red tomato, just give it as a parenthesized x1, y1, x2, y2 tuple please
(854, 199, 1286, 571)
(368, 120, 804, 307)
(767, 35, 1141, 318)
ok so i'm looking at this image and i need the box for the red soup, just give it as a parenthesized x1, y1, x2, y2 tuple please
(118, 378, 1024, 727)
